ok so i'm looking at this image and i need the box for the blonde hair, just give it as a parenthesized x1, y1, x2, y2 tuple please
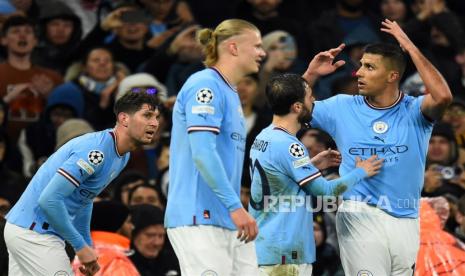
(196, 19, 259, 67)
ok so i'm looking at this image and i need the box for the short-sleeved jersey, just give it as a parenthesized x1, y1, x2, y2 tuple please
(165, 68, 246, 229)
(311, 94, 433, 218)
(6, 130, 130, 237)
(249, 124, 321, 265)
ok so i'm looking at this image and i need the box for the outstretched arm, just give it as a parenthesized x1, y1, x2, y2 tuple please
(381, 19, 452, 120)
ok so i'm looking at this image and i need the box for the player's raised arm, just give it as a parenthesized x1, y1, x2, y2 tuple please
(381, 19, 452, 120)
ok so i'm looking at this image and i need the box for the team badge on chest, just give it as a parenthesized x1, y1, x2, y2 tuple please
(372, 121, 388, 134)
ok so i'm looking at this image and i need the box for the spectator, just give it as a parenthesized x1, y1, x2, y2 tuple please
(454, 195, 465, 243)
(130, 204, 180, 276)
(33, 0, 82, 74)
(307, 0, 380, 57)
(0, 15, 63, 142)
(257, 30, 306, 106)
(423, 123, 465, 198)
(55, 118, 94, 150)
(73, 200, 140, 276)
(138, 0, 195, 49)
(69, 47, 126, 130)
(112, 170, 148, 205)
(442, 99, 465, 148)
(18, 83, 85, 177)
(312, 212, 344, 276)
(128, 184, 164, 210)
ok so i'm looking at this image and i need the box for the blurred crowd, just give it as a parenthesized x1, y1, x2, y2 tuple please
(0, 0, 464, 275)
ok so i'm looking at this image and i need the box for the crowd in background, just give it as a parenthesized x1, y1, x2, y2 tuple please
(0, 0, 464, 275)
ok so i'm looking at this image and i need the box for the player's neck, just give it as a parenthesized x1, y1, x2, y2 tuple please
(272, 115, 300, 136)
(113, 125, 136, 154)
(213, 62, 241, 86)
(366, 89, 401, 108)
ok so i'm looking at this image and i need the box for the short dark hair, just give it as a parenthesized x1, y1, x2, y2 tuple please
(82, 46, 113, 65)
(266, 73, 307, 116)
(363, 43, 406, 78)
(113, 88, 160, 116)
(2, 15, 36, 36)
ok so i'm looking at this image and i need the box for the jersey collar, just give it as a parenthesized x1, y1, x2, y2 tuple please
(210, 67, 237, 92)
(364, 92, 404, 110)
(109, 130, 123, 158)
(273, 125, 292, 135)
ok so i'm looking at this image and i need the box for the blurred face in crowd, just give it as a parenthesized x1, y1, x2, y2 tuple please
(2, 24, 37, 56)
(381, 0, 407, 22)
(248, 0, 281, 15)
(84, 48, 114, 82)
(237, 75, 258, 109)
(46, 18, 74, 45)
(313, 222, 324, 247)
(115, 22, 148, 44)
(428, 136, 451, 164)
(140, 0, 174, 20)
(120, 179, 144, 205)
(134, 224, 166, 258)
(233, 29, 266, 75)
(129, 185, 163, 209)
(49, 106, 74, 128)
(11, 0, 32, 12)
(443, 105, 465, 130)
(430, 26, 449, 47)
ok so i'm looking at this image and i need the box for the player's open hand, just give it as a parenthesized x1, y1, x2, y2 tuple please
(303, 44, 346, 80)
(380, 19, 414, 53)
(355, 155, 384, 177)
(230, 207, 258, 243)
(310, 148, 342, 170)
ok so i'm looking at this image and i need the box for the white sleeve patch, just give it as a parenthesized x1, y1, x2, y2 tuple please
(192, 105, 215, 114)
(293, 156, 310, 168)
(77, 159, 95, 175)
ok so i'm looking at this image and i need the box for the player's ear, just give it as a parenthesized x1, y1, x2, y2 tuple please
(229, 41, 239, 56)
(388, 71, 399, 83)
(118, 112, 129, 127)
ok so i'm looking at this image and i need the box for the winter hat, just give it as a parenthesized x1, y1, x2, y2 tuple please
(432, 122, 455, 142)
(91, 200, 129, 232)
(131, 204, 164, 238)
(262, 30, 296, 52)
(116, 73, 167, 102)
(55, 119, 94, 149)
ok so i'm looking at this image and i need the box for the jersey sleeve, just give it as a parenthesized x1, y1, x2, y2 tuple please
(57, 140, 105, 188)
(184, 80, 224, 135)
(411, 95, 435, 126)
(310, 95, 340, 136)
(273, 139, 322, 188)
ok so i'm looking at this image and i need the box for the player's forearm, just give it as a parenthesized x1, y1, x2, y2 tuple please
(73, 203, 93, 246)
(38, 173, 87, 251)
(407, 46, 452, 105)
(304, 168, 366, 196)
(189, 131, 242, 211)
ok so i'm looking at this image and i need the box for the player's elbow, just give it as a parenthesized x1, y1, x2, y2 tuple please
(435, 87, 453, 106)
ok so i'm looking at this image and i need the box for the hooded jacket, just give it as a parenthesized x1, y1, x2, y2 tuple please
(33, 1, 83, 73)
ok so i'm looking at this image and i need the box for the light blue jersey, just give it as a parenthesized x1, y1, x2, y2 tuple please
(6, 130, 129, 241)
(166, 68, 246, 230)
(311, 93, 433, 218)
(249, 125, 321, 265)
